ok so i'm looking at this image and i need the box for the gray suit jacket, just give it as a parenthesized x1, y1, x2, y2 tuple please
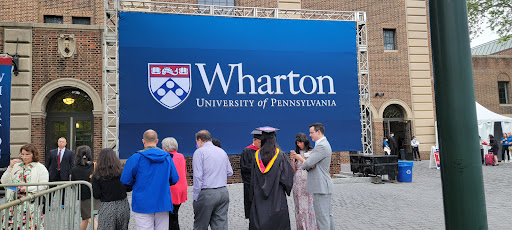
(301, 137, 333, 194)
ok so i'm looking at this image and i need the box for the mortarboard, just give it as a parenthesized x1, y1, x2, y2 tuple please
(251, 126, 279, 139)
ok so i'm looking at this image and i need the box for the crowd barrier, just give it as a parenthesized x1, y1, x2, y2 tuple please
(0, 181, 94, 230)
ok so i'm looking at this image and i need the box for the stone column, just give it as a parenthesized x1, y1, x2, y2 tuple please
(5, 29, 32, 157)
(405, 0, 436, 157)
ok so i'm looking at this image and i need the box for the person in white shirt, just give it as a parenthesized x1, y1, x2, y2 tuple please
(411, 136, 420, 161)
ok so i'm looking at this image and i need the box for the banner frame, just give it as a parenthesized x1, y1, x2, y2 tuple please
(103, 0, 372, 155)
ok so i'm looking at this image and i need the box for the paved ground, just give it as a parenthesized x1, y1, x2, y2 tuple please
(1, 160, 508, 229)
(123, 160, 511, 229)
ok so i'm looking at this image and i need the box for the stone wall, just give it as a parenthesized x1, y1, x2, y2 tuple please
(0, 0, 104, 25)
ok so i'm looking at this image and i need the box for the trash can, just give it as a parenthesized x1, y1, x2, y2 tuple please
(397, 161, 414, 182)
(399, 149, 405, 160)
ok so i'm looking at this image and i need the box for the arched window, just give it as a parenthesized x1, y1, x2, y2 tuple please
(45, 88, 94, 153)
(383, 104, 404, 119)
(46, 89, 93, 113)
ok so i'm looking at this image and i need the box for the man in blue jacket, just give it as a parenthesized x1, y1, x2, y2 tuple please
(121, 129, 179, 230)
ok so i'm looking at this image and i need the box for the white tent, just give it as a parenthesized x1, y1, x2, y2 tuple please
(476, 102, 512, 142)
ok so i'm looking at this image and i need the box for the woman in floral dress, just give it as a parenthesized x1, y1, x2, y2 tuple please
(290, 133, 317, 230)
(1, 144, 49, 229)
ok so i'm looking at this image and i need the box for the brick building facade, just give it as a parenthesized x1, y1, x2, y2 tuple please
(472, 47, 512, 117)
(1, 0, 439, 183)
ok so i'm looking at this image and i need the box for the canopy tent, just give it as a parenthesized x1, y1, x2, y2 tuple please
(476, 102, 512, 142)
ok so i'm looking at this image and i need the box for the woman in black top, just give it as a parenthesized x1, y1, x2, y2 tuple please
(489, 135, 500, 166)
(71, 145, 100, 230)
(92, 148, 131, 230)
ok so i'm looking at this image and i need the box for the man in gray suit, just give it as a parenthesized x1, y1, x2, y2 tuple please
(299, 123, 335, 230)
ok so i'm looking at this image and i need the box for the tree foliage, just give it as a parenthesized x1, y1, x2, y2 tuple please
(467, 0, 512, 41)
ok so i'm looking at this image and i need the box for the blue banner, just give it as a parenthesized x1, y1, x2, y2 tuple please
(118, 12, 361, 158)
(0, 57, 12, 167)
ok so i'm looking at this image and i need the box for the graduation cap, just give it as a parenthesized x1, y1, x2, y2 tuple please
(251, 129, 263, 140)
(251, 126, 279, 139)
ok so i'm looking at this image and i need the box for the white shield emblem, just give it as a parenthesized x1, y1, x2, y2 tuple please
(148, 63, 191, 109)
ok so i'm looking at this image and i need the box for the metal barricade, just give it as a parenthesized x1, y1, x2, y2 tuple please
(0, 181, 94, 230)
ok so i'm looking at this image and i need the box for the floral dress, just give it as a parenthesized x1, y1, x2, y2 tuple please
(3, 163, 44, 230)
(292, 151, 317, 230)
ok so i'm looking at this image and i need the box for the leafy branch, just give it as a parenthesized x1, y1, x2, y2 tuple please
(467, 0, 512, 42)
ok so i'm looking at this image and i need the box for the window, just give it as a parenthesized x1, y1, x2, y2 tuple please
(383, 29, 396, 50)
(72, 17, 91, 25)
(498, 81, 509, 104)
(383, 104, 404, 119)
(47, 89, 93, 113)
(197, 0, 234, 6)
(44, 15, 63, 24)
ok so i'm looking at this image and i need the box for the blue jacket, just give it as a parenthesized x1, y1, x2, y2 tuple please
(121, 148, 179, 214)
(507, 136, 512, 146)
(501, 137, 509, 146)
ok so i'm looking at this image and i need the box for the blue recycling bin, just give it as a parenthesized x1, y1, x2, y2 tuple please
(397, 161, 414, 182)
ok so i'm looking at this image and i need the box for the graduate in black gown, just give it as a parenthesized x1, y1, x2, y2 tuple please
(249, 127, 294, 230)
(240, 131, 262, 219)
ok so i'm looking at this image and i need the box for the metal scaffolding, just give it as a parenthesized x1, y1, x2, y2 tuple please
(103, 0, 373, 155)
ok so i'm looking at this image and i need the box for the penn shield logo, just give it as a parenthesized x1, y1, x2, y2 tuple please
(148, 63, 191, 109)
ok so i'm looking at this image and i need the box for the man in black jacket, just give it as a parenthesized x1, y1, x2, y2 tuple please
(46, 137, 75, 182)
(239, 130, 262, 219)
(388, 132, 397, 156)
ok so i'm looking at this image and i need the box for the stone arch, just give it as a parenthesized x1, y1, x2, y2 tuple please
(497, 72, 510, 82)
(378, 99, 413, 120)
(32, 78, 102, 118)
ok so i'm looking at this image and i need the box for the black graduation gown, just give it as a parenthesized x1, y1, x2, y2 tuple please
(241, 145, 257, 219)
(249, 150, 294, 230)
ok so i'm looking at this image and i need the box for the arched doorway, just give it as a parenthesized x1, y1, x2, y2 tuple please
(383, 104, 412, 159)
(45, 89, 94, 154)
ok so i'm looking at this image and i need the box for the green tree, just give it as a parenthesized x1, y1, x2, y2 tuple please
(467, 0, 512, 41)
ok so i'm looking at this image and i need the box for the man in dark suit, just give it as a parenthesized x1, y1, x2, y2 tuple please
(388, 132, 397, 156)
(46, 137, 75, 182)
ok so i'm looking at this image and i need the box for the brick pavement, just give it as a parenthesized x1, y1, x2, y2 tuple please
(125, 161, 512, 229)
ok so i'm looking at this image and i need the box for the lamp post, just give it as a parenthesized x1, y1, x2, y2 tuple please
(429, 0, 488, 229)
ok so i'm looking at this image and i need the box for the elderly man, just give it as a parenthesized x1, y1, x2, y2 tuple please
(121, 130, 180, 230)
(161, 137, 188, 230)
(192, 130, 233, 230)
(46, 137, 74, 182)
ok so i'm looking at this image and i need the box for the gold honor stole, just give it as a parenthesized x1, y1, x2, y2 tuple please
(255, 148, 280, 174)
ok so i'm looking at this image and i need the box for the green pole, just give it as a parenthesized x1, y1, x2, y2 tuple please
(429, 1, 488, 229)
